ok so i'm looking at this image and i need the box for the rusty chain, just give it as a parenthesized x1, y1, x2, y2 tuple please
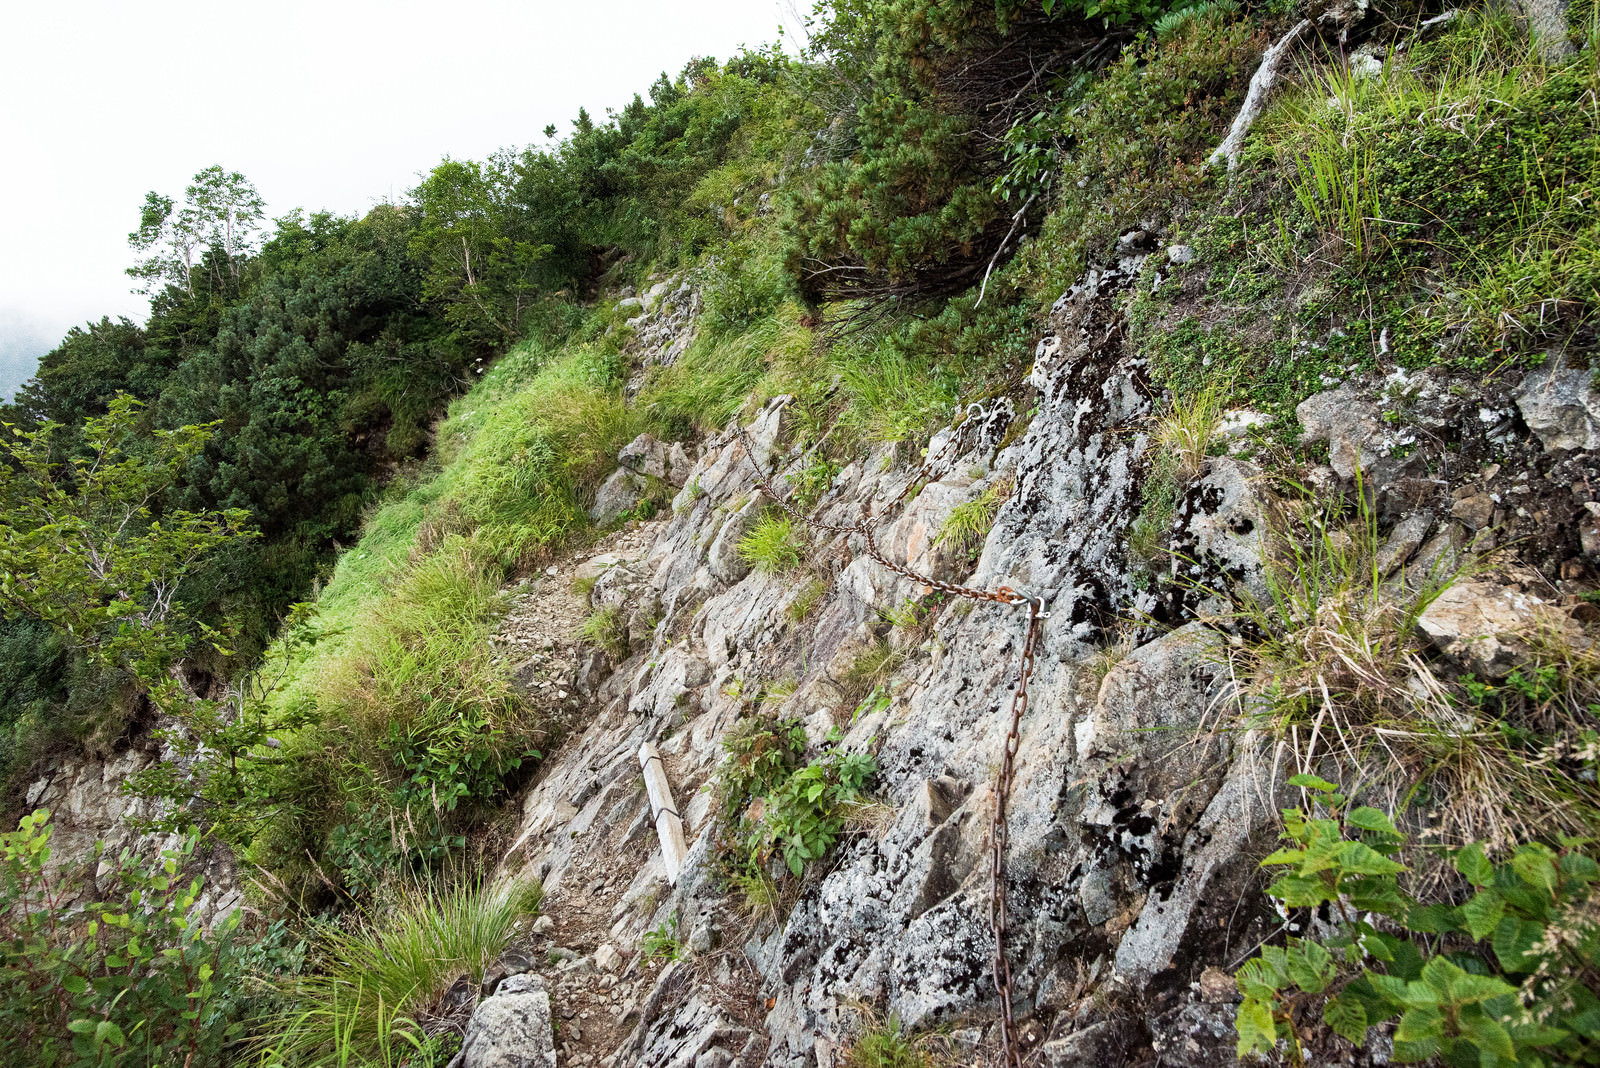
(734, 421, 1047, 1068)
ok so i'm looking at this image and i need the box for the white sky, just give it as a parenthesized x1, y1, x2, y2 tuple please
(0, 0, 799, 398)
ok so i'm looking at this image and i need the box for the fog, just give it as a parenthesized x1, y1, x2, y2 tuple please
(0, 0, 796, 397)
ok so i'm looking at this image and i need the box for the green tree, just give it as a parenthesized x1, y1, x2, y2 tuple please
(410, 155, 555, 348)
(0, 394, 253, 715)
(128, 167, 265, 298)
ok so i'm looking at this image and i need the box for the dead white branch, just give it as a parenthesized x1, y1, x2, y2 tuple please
(1207, 19, 1312, 172)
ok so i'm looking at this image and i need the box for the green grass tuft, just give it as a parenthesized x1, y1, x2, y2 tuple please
(738, 513, 803, 574)
(256, 876, 541, 1066)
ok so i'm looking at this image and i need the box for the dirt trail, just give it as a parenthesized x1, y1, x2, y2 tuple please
(484, 518, 674, 1067)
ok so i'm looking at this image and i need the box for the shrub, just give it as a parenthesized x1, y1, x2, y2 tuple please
(257, 876, 542, 1067)
(738, 512, 803, 574)
(1235, 776, 1600, 1066)
(1010, 11, 1262, 306)
(641, 916, 684, 961)
(713, 717, 877, 884)
(786, 0, 1143, 304)
(0, 810, 243, 1068)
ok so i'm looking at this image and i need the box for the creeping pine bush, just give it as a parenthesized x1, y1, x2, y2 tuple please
(0, 811, 243, 1068)
(714, 717, 877, 885)
(1235, 776, 1600, 1066)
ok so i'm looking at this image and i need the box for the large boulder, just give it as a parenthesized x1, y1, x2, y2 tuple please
(1416, 578, 1581, 678)
(449, 973, 554, 1068)
(1515, 357, 1600, 452)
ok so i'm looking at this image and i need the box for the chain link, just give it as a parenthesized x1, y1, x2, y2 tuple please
(734, 421, 1045, 1068)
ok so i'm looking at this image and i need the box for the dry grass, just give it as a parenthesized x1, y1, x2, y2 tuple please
(1218, 482, 1600, 851)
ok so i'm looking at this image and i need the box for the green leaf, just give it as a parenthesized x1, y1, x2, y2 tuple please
(1288, 773, 1339, 792)
(1560, 851, 1600, 882)
(1461, 890, 1505, 941)
(1334, 840, 1406, 876)
(66, 1020, 96, 1035)
(1394, 1003, 1444, 1044)
(1405, 903, 1459, 934)
(1235, 996, 1277, 1057)
(1270, 873, 1334, 907)
(1324, 992, 1369, 1044)
(1459, 1011, 1515, 1060)
(95, 1020, 126, 1048)
(1492, 916, 1545, 972)
(1286, 939, 1335, 993)
(1455, 842, 1494, 885)
(1259, 846, 1308, 867)
(1362, 930, 1399, 962)
(1347, 806, 1401, 838)
(61, 974, 88, 994)
(1511, 845, 1558, 893)
(1421, 957, 1515, 1003)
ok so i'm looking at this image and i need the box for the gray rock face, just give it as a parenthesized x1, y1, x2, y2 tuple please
(1169, 458, 1267, 608)
(1296, 382, 1421, 484)
(452, 973, 555, 1068)
(22, 738, 242, 933)
(590, 468, 645, 526)
(1515, 358, 1600, 452)
(499, 251, 1547, 1068)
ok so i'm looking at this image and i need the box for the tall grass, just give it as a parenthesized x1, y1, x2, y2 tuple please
(738, 512, 804, 574)
(1222, 477, 1599, 850)
(256, 877, 542, 1067)
(249, 333, 640, 897)
(640, 301, 816, 437)
(1289, 132, 1383, 261)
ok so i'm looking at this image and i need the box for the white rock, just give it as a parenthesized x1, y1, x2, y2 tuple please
(594, 943, 624, 973)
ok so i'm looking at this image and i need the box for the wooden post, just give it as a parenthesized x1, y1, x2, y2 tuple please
(638, 743, 687, 884)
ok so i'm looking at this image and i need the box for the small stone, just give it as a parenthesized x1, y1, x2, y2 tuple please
(594, 943, 624, 973)
(1450, 493, 1495, 530)
(1583, 502, 1600, 557)
(1167, 244, 1195, 265)
(1375, 512, 1433, 576)
(531, 915, 555, 936)
(687, 923, 720, 955)
(556, 952, 595, 978)
(1199, 966, 1237, 1004)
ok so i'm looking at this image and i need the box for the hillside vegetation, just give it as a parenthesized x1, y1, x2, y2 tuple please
(2, 0, 1598, 1063)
